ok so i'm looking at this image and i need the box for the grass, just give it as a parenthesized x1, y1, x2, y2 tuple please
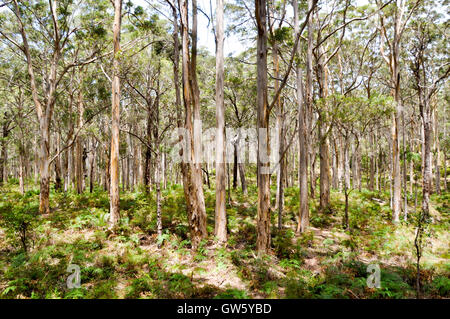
(0, 178, 448, 299)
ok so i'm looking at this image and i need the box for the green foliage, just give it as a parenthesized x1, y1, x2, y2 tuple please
(214, 288, 249, 299)
(194, 239, 208, 262)
(0, 193, 39, 252)
(426, 276, 450, 297)
(310, 213, 333, 228)
(371, 271, 413, 299)
(272, 229, 304, 261)
(0, 181, 448, 299)
(284, 275, 311, 298)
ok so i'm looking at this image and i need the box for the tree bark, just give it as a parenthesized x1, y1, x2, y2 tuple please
(214, 0, 227, 243)
(39, 117, 51, 214)
(378, 0, 406, 223)
(89, 139, 97, 193)
(422, 106, 432, 217)
(434, 109, 441, 194)
(179, 0, 207, 249)
(109, 0, 123, 230)
(13, 0, 62, 214)
(233, 143, 238, 189)
(316, 29, 331, 212)
(54, 132, 62, 192)
(294, 0, 309, 233)
(75, 88, 85, 194)
(255, 0, 271, 254)
(0, 115, 10, 185)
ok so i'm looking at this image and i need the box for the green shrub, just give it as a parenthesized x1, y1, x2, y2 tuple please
(0, 195, 39, 252)
(284, 276, 310, 298)
(214, 288, 249, 299)
(427, 276, 450, 297)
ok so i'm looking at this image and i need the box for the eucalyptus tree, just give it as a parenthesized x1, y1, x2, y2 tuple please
(215, 0, 227, 243)
(121, 10, 170, 194)
(409, 1, 449, 219)
(0, 59, 34, 191)
(376, 0, 421, 222)
(294, 0, 309, 233)
(254, 0, 315, 254)
(175, 0, 208, 249)
(109, 0, 123, 230)
(311, 0, 367, 212)
(267, 0, 287, 228)
(0, 0, 111, 213)
(0, 67, 15, 186)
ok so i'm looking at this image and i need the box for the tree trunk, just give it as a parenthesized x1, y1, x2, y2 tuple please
(214, 0, 227, 244)
(369, 133, 375, 191)
(402, 102, 408, 221)
(434, 110, 441, 194)
(271, 12, 284, 225)
(154, 68, 162, 241)
(75, 89, 84, 194)
(422, 108, 432, 217)
(409, 131, 414, 196)
(89, 139, 96, 193)
(392, 106, 402, 222)
(39, 117, 51, 214)
(179, 0, 207, 249)
(54, 132, 62, 192)
(255, 0, 271, 254)
(156, 147, 162, 239)
(0, 116, 10, 185)
(310, 151, 316, 198)
(238, 163, 247, 195)
(233, 143, 238, 189)
(294, 0, 309, 233)
(109, 0, 122, 230)
(444, 152, 447, 191)
(332, 136, 339, 189)
(144, 104, 152, 193)
(162, 149, 167, 189)
(317, 43, 331, 212)
(18, 146, 25, 195)
(344, 136, 351, 190)
(318, 120, 331, 212)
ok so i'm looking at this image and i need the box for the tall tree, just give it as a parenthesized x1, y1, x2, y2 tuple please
(378, 0, 420, 222)
(215, 0, 227, 243)
(109, 0, 123, 230)
(179, 0, 208, 249)
(410, 9, 449, 219)
(0, 0, 108, 213)
(255, 0, 271, 254)
(294, 0, 309, 233)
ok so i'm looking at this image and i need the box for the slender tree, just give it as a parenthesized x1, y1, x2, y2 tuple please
(294, 0, 309, 233)
(255, 0, 271, 254)
(179, 0, 208, 249)
(215, 0, 227, 243)
(109, 0, 123, 230)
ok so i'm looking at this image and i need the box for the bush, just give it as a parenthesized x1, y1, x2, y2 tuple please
(0, 195, 39, 252)
(272, 229, 303, 260)
(427, 276, 450, 297)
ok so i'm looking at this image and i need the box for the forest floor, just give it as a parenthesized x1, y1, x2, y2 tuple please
(0, 179, 449, 299)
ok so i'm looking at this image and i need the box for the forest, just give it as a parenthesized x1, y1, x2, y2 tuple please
(0, 0, 448, 300)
